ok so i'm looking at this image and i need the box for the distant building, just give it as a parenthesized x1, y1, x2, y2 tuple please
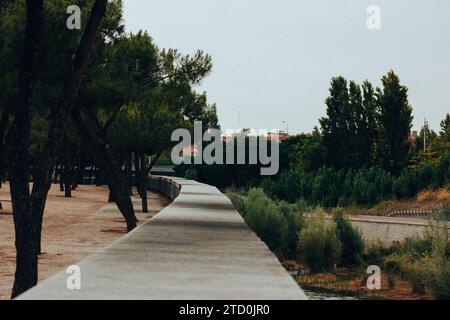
(409, 130, 418, 145)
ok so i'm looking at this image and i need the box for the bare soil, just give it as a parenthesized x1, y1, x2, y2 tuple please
(342, 188, 450, 216)
(0, 183, 169, 300)
(282, 260, 434, 300)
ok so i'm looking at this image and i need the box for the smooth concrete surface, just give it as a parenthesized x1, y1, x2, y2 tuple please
(18, 176, 307, 300)
(321, 214, 450, 245)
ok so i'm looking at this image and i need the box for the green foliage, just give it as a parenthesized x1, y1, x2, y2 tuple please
(365, 207, 450, 298)
(376, 70, 414, 174)
(184, 168, 198, 181)
(298, 215, 341, 273)
(363, 241, 394, 266)
(393, 169, 418, 199)
(279, 200, 307, 258)
(227, 188, 306, 259)
(333, 208, 364, 267)
(230, 188, 289, 257)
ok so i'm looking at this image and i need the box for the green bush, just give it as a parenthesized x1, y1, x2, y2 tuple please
(383, 254, 410, 276)
(241, 189, 289, 257)
(376, 209, 450, 298)
(184, 168, 198, 181)
(363, 241, 393, 266)
(417, 164, 434, 190)
(333, 208, 364, 267)
(393, 169, 418, 199)
(298, 215, 341, 273)
(226, 189, 247, 217)
(405, 261, 428, 295)
(432, 155, 450, 188)
(279, 201, 307, 259)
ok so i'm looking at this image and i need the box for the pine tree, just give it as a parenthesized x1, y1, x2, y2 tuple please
(376, 70, 413, 175)
(320, 77, 350, 169)
(362, 81, 377, 166)
(440, 113, 450, 142)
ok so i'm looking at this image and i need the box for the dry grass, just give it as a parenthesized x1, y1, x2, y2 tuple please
(341, 188, 450, 217)
(0, 183, 169, 300)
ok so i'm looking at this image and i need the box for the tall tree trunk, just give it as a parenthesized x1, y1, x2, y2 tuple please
(74, 148, 85, 187)
(139, 153, 148, 213)
(125, 152, 133, 196)
(134, 152, 142, 197)
(0, 106, 12, 210)
(9, 0, 43, 298)
(144, 151, 163, 179)
(59, 163, 65, 192)
(0, 106, 11, 182)
(71, 107, 137, 231)
(32, 0, 109, 269)
(63, 150, 72, 198)
(88, 165, 95, 184)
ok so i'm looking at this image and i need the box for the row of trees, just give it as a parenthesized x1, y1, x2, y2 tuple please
(0, 0, 218, 297)
(319, 71, 413, 174)
(179, 71, 449, 209)
(262, 156, 450, 207)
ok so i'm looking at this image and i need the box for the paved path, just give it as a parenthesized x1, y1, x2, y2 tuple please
(320, 214, 450, 244)
(18, 177, 306, 300)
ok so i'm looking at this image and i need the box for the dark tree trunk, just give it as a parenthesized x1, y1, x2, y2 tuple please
(9, 0, 44, 298)
(139, 153, 148, 213)
(108, 189, 115, 203)
(0, 106, 11, 182)
(134, 152, 142, 197)
(63, 156, 72, 198)
(0, 106, 12, 211)
(59, 163, 65, 192)
(58, 164, 66, 192)
(74, 149, 85, 187)
(88, 165, 95, 184)
(71, 107, 137, 231)
(32, 0, 109, 267)
(125, 152, 133, 195)
(53, 162, 59, 184)
(95, 167, 103, 186)
(145, 152, 163, 179)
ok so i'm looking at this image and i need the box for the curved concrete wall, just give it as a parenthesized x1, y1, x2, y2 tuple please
(18, 176, 307, 300)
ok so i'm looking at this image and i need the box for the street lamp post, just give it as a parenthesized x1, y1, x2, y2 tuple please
(282, 121, 289, 135)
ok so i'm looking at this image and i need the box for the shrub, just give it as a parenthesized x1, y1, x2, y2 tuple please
(279, 201, 306, 259)
(352, 171, 370, 205)
(432, 155, 450, 188)
(241, 189, 289, 257)
(226, 189, 247, 217)
(184, 168, 198, 180)
(417, 164, 434, 190)
(363, 241, 393, 266)
(298, 215, 341, 273)
(333, 208, 364, 267)
(404, 261, 428, 295)
(399, 236, 432, 261)
(383, 254, 410, 276)
(393, 169, 418, 199)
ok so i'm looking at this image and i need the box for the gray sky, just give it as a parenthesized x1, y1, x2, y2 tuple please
(123, 0, 450, 133)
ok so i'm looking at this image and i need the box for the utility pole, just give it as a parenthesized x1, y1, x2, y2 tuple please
(423, 118, 428, 153)
(282, 121, 289, 135)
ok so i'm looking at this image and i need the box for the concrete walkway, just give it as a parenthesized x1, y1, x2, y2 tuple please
(320, 213, 450, 244)
(18, 176, 306, 300)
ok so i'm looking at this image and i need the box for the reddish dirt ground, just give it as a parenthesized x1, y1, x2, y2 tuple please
(282, 260, 434, 300)
(0, 183, 169, 300)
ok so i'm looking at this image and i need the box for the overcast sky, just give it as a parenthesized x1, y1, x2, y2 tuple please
(123, 0, 450, 133)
